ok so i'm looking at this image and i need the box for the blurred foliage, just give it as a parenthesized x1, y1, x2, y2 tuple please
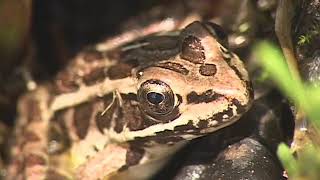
(278, 144, 320, 180)
(255, 41, 320, 180)
(0, 0, 31, 49)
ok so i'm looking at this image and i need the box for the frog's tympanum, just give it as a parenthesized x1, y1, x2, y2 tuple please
(7, 21, 253, 180)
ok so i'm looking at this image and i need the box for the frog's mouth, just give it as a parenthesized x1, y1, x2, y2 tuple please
(126, 105, 244, 144)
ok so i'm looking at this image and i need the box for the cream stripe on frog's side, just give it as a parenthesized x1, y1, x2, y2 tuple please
(50, 77, 137, 112)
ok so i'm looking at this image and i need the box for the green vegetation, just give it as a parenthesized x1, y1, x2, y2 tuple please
(254, 41, 320, 180)
(297, 24, 320, 46)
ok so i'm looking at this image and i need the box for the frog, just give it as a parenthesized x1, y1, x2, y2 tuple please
(6, 21, 253, 180)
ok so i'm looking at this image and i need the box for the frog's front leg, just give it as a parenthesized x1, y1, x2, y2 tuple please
(75, 143, 183, 180)
(7, 87, 51, 180)
(74, 143, 128, 180)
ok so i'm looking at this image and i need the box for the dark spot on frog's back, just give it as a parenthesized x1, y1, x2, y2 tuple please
(107, 63, 133, 80)
(54, 72, 79, 94)
(187, 90, 224, 104)
(120, 35, 180, 65)
(180, 35, 205, 64)
(82, 48, 104, 62)
(199, 64, 217, 76)
(142, 35, 179, 51)
(73, 102, 93, 139)
(83, 67, 107, 86)
(155, 62, 189, 75)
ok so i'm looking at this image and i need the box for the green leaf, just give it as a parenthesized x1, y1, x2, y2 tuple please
(277, 143, 298, 177)
(255, 40, 320, 179)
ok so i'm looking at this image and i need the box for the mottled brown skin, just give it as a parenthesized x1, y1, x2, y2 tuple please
(7, 21, 252, 180)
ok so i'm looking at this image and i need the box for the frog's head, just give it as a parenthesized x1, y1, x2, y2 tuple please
(111, 21, 253, 144)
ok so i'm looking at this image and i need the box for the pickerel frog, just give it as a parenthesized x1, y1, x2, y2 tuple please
(6, 21, 253, 180)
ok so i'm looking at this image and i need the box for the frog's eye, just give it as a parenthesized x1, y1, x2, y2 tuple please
(146, 92, 165, 104)
(203, 22, 228, 47)
(138, 79, 175, 118)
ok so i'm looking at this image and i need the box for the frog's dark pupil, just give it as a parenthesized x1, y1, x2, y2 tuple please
(147, 92, 164, 104)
